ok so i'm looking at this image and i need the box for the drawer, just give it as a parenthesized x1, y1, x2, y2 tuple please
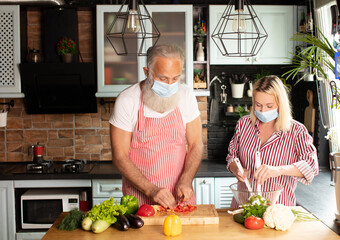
(93, 197, 122, 206)
(92, 179, 123, 198)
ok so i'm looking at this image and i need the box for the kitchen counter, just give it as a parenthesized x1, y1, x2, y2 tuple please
(42, 208, 340, 240)
(0, 160, 233, 180)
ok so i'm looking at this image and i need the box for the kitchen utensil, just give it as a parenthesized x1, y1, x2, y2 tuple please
(0, 110, 7, 127)
(140, 204, 219, 225)
(304, 89, 315, 139)
(255, 151, 262, 195)
(220, 85, 227, 104)
(209, 78, 221, 123)
(234, 158, 252, 192)
(229, 182, 283, 206)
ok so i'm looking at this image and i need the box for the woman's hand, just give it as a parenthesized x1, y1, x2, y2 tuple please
(254, 165, 281, 185)
(229, 161, 250, 183)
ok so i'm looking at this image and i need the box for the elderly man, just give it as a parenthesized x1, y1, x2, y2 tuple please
(109, 45, 203, 209)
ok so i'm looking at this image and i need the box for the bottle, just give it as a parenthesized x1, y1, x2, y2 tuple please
(299, 12, 306, 33)
(306, 12, 313, 32)
(27, 49, 42, 63)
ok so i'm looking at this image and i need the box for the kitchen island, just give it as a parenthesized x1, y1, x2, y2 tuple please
(42, 209, 339, 240)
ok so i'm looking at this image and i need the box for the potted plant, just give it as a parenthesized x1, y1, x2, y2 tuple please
(283, 29, 335, 81)
(282, 28, 339, 108)
(57, 37, 77, 63)
(229, 73, 248, 98)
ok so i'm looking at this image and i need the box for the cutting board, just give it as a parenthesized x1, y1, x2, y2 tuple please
(140, 204, 219, 225)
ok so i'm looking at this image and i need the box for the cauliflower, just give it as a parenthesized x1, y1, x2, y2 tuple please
(263, 204, 295, 231)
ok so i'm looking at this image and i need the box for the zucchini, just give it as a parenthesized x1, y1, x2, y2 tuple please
(81, 217, 92, 231)
(92, 220, 111, 233)
(233, 213, 245, 224)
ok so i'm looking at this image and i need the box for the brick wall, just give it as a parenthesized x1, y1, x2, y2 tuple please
(0, 8, 208, 162)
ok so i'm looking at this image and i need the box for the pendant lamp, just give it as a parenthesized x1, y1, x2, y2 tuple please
(106, 0, 160, 56)
(211, 0, 268, 57)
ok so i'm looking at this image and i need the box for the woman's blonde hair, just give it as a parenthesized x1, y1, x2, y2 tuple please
(250, 75, 292, 132)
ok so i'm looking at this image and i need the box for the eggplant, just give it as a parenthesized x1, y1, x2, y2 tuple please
(114, 214, 130, 231)
(126, 214, 144, 229)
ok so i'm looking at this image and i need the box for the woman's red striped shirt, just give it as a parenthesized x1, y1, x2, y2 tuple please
(226, 115, 319, 207)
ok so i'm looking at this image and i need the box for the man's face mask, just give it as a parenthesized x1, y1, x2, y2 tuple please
(151, 80, 179, 98)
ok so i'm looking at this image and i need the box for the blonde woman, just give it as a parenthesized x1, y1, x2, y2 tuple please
(227, 75, 318, 207)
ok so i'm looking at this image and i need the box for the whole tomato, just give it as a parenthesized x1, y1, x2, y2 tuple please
(244, 216, 265, 230)
(136, 204, 155, 217)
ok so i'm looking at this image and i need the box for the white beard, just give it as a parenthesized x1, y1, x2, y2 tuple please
(142, 77, 180, 113)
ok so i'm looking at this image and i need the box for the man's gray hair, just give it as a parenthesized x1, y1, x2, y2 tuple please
(146, 44, 185, 70)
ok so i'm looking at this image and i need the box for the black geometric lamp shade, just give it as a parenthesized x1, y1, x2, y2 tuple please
(105, 0, 160, 56)
(211, 0, 268, 57)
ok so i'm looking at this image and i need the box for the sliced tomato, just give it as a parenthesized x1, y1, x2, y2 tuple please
(244, 216, 265, 230)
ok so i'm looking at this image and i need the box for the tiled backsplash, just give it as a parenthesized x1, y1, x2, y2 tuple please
(0, 97, 207, 162)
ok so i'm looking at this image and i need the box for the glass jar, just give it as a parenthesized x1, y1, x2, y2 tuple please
(227, 104, 234, 112)
(27, 49, 42, 63)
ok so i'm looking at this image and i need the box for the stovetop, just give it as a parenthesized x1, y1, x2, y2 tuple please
(12, 159, 95, 175)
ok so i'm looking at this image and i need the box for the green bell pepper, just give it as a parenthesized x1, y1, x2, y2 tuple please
(121, 195, 139, 215)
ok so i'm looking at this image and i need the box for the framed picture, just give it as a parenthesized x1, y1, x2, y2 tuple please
(335, 51, 340, 79)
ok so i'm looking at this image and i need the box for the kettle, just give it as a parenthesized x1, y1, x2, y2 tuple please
(31, 142, 44, 163)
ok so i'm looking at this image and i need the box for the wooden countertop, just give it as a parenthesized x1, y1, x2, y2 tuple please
(42, 208, 339, 240)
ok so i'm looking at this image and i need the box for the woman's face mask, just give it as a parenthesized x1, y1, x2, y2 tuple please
(151, 80, 179, 98)
(255, 108, 279, 123)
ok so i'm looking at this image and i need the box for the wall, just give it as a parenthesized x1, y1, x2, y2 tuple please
(0, 8, 208, 162)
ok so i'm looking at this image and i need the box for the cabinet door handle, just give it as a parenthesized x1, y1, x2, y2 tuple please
(101, 185, 121, 192)
(254, 57, 258, 62)
(202, 180, 206, 184)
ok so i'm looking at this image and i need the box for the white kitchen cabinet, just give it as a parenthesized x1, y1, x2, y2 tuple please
(194, 177, 237, 208)
(0, 181, 15, 240)
(96, 5, 193, 97)
(16, 232, 45, 240)
(209, 5, 296, 65)
(194, 177, 215, 204)
(0, 5, 24, 98)
(214, 177, 237, 209)
(92, 179, 123, 206)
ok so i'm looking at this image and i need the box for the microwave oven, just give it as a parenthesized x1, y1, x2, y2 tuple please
(21, 188, 79, 229)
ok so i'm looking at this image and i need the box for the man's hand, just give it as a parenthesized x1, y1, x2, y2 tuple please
(149, 187, 177, 209)
(175, 179, 194, 202)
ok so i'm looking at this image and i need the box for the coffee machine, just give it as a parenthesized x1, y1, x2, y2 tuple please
(31, 142, 44, 164)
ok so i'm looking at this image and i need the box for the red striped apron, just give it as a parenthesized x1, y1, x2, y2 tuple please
(122, 97, 196, 206)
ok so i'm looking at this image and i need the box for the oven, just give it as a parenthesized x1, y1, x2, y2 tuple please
(20, 188, 79, 229)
